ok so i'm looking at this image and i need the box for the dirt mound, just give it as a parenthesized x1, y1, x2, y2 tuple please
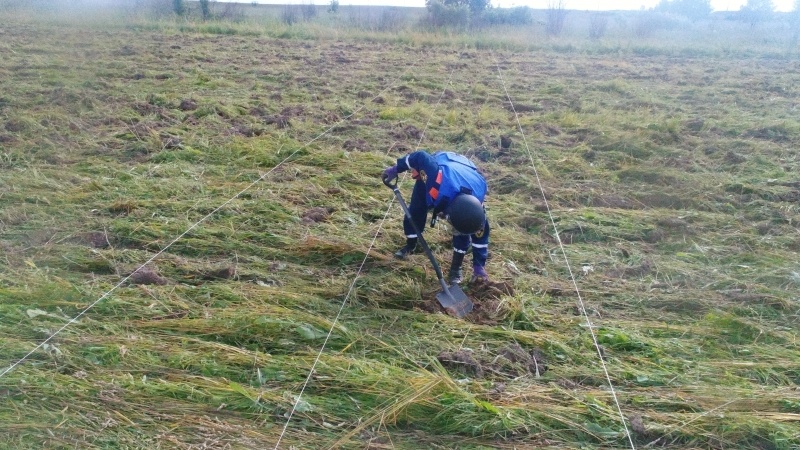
(301, 207, 333, 224)
(418, 278, 514, 324)
(128, 266, 167, 285)
(437, 350, 484, 378)
(437, 342, 547, 380)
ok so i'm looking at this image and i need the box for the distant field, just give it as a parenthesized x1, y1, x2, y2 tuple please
(1, 3, 799, 449)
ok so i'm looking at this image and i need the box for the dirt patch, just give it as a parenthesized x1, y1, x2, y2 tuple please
(352, 118, 373, 126)
(469, 278, 514, 300)
(81, 231, 111, 249)
(493, 343, 548, 377)
(178, 99, 198, 111)
(151, 310, 189, 320)
(500, 135, 512, 149)
(418, 278, 514, 324)
(656, 217, 689, 230)
(301, 206, 333, 224)
(228, 123, 266, 137)
(720, 290, 791, 310)
(533, 123, 561, 137)
(724, 150, 747, 164)
(202, 265, 236, 280)
(5, 120, 26, 132)
(132, 102, 175, 121)
(607, 260, 652, 279)
(542, 284, 580, 297)
(280, 105, 304, 117)
(250, 105, 304, 129)
(343, 138, 368, 151)
(263, 115, 290, 128)
(504, 103, 538, 113)
(437, 350, 484, 378)
(633, 192, 694, 209)
(391, 124, 422, 141)
(518, 215, 546, 230)
(160, 134, 182, 149)
(437, 342, 547, 380)
(586, 194, 636, 209)
(128, 266, 168, 285)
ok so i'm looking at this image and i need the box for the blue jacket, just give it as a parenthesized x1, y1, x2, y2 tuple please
(396, 151, 487, 214)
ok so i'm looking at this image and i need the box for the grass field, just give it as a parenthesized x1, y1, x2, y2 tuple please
(1, 3, 799, 449)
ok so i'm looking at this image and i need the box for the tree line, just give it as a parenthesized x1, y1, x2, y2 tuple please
(159, 0, 799, 35)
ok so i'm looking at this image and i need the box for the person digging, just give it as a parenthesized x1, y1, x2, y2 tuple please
(382, 150, 490, 285)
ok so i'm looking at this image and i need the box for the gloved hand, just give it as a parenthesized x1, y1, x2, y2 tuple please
(382, 165, 398, 183)
(470, 265, 489, 283)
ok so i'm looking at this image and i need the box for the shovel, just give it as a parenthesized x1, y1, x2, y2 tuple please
(383, 176, 473, 318)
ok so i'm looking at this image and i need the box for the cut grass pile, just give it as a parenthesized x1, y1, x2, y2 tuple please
(1, 7, 799, 449)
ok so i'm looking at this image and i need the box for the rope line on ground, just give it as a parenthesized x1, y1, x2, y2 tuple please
(491, 53, 636, 450)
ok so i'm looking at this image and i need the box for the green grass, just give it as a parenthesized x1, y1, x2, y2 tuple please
(1, 4, 799, 449)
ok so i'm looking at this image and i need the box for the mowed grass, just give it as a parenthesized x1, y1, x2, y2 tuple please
(1, 5, 799, 449)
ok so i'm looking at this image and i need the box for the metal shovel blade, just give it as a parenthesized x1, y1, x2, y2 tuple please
(436, 284, 473, 318)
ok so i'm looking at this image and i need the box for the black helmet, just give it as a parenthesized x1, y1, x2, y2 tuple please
(446, 194, 485, 235)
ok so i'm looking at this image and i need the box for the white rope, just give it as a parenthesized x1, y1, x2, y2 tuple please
(274, 58, 460, 450)
(491, 53, 636, 450)
(0, 83, 397, 380)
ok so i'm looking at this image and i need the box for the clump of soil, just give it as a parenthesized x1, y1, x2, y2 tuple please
(228, 124, 266, 137)
(390, 124, 422, 141)
(587, 194, 634, 209)
(178, 99, 198, 111)
(5, 120, 26, 132)
(160, 134, 182, 149)
(607, 260, 652, 279)
(518, 215, 546, 229)
(403, 125, 422, 140)
(724, 151, 747, 164)
(500, 135, 512, 149)
(467, 278, 515, 324)
(301, 207, 333, 224)
(494, 343, 548, 377)
(343, 138, 368, 151)
(74, 231, 111, 249)
(250, 105, 304, 129)
(128, 267, 168, 285)
(203, 265, 236, 280)
(437, 350, 484, 378)
(280, 105, 304, 117)
(264, 116, 290, 128)
(533, 123, 562, 137)
(437, 343, 548, 381)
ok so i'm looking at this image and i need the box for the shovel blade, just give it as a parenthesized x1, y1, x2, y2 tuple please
(436, 284, 473, 318)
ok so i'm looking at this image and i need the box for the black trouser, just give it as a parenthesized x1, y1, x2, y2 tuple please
(403, 179, 490, 268)
(402, 179, 429, 240)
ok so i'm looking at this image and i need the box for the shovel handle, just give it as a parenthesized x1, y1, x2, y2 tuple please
(384, 175, 446, 282)
(382, 175, 398, 189)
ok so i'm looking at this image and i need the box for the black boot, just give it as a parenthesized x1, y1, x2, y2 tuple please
(394, 238, 418, 259)
(448, 251, 466, 284)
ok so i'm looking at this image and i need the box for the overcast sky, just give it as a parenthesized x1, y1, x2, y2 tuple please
(230, 0, 795, 11)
